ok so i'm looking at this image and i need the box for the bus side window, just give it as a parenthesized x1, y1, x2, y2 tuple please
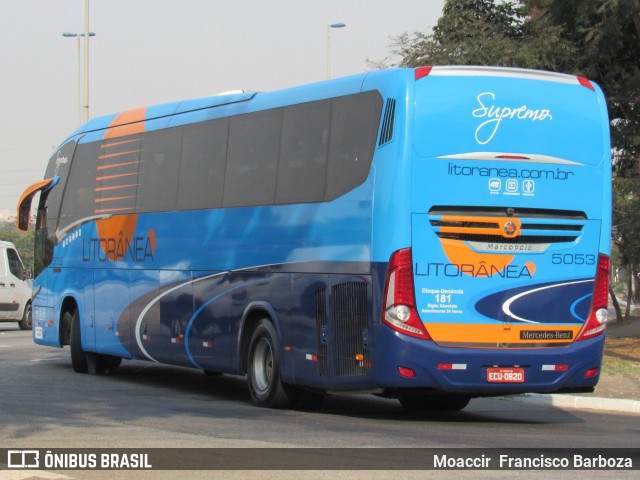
(58, 142, 99, 229)
(44, 140, 77, 233)
(178, 118, 228, 211)
(276, 100, 331, 204)
(325, 92, 382, 201)
(224, 109, 282, 208)
(137, 128, 182, 213)
(95, 137, 141, 216)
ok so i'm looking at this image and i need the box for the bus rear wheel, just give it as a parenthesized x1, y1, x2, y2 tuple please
(399, 395, 471, 412)
(247, 319, 294, 408)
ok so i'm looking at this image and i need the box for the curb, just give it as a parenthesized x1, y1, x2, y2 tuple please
(505, 393, 640, 414)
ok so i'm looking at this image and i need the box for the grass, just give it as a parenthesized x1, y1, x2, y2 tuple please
(602, 337, 640, 378)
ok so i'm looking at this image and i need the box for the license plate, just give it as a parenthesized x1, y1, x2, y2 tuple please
(487, 367, 525, 383)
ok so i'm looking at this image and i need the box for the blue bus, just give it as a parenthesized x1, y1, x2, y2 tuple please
(19, 66, 611, 410)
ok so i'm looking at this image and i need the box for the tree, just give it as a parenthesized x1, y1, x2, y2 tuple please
(373, 0, 573, 70)
(525, 0, 640, 176)
(612, 178, 640, 318)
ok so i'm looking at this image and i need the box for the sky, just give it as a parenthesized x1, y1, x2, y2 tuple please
(0, 0, 445, 217)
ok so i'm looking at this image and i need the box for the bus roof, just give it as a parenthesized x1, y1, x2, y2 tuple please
(75, 90, 257, 136)
(427, 65, 593, 88)
(68, 72, 379, 141)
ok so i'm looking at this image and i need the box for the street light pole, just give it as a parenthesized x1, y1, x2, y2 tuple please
(83, 0, 90, 124)
(62, 32, 95, 126)
(62, 33, 82, 125)
(327, 22, 346, 80)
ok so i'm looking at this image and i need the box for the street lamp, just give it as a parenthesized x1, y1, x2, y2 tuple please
(62, 32, 95, 126)
(62, 0, 93, 125)
(83, 0, 91, 124)
(327, 22, 346, 80)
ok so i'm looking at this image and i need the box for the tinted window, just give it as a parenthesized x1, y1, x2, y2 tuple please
(51, 91, 382, 222)
(43, 140, 77, 233)
(136, 128, 182, 213)
(276, 100, 331, 204)
(178, 119, 228, 210)
(96, 136, 142, 215)
(6, 249, 23, 279)
(325, 91, 382, 200)
(224, 109, 282, 208)
(58, 141, 100, 230)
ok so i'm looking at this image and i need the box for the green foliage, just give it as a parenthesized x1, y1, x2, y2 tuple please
(0, 219, 34, 274)
(612, 177, 640, 316)
(613, 179, 640, 266)
(526, 0, 640, 177)
(377, 0, 575, 69)
(420, 0, 525, 66)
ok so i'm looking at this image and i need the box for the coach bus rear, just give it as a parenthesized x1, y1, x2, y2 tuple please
(376, 66, 611, 407)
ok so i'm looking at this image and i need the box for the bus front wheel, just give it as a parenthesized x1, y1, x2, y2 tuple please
(69, 309, 89, 373)
(247, 319, 293, 408)
(68, 309, 121, 374)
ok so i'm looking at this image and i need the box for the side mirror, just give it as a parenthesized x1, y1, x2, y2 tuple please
(17, 177, 60, 231)
(18, 202, 30, 232)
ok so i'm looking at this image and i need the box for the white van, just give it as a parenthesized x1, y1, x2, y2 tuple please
(0, 241, 32, 330)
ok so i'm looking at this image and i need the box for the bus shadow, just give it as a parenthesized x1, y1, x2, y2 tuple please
(39, 357, 585, 427)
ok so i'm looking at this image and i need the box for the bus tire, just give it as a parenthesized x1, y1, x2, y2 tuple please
(101, 355, 122, 374)
(87, 353, 122, 374)
(247, 319, 293, 408)
(399, 395, 471, 412)
(18, 303, 32, 330)
(69, 309, 88, 374)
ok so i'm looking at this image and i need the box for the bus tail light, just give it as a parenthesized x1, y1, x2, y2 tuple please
(576, 254, 610, 341)
(415, 66, 433, 81)
(577, 76, 595, 91)
(398, 367, 416, 378)
(382, 248, 431, 340)
(584, 368, 599, 379)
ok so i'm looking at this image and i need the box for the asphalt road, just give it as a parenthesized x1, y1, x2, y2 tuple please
(1, 323, 638, 479)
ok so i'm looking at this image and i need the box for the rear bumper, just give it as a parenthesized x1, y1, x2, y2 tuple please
(373, 324, 605, 396)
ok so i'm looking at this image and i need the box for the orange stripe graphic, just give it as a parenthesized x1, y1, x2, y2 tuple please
(98, 150, 142, 161)
(96, 172, 142, 182)
(95, 196, 136, 203)
(439, 216, 521, 239)
(95, 207, 136, 214)
(101, 138, 142, 149)
(104, 107, 146, 140)
(427, 323, 582, 346)
(95, 184, 139, 192)
(97, 160, 141, 171)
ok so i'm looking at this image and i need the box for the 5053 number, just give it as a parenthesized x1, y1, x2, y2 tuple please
(551, 253, 596, 265)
